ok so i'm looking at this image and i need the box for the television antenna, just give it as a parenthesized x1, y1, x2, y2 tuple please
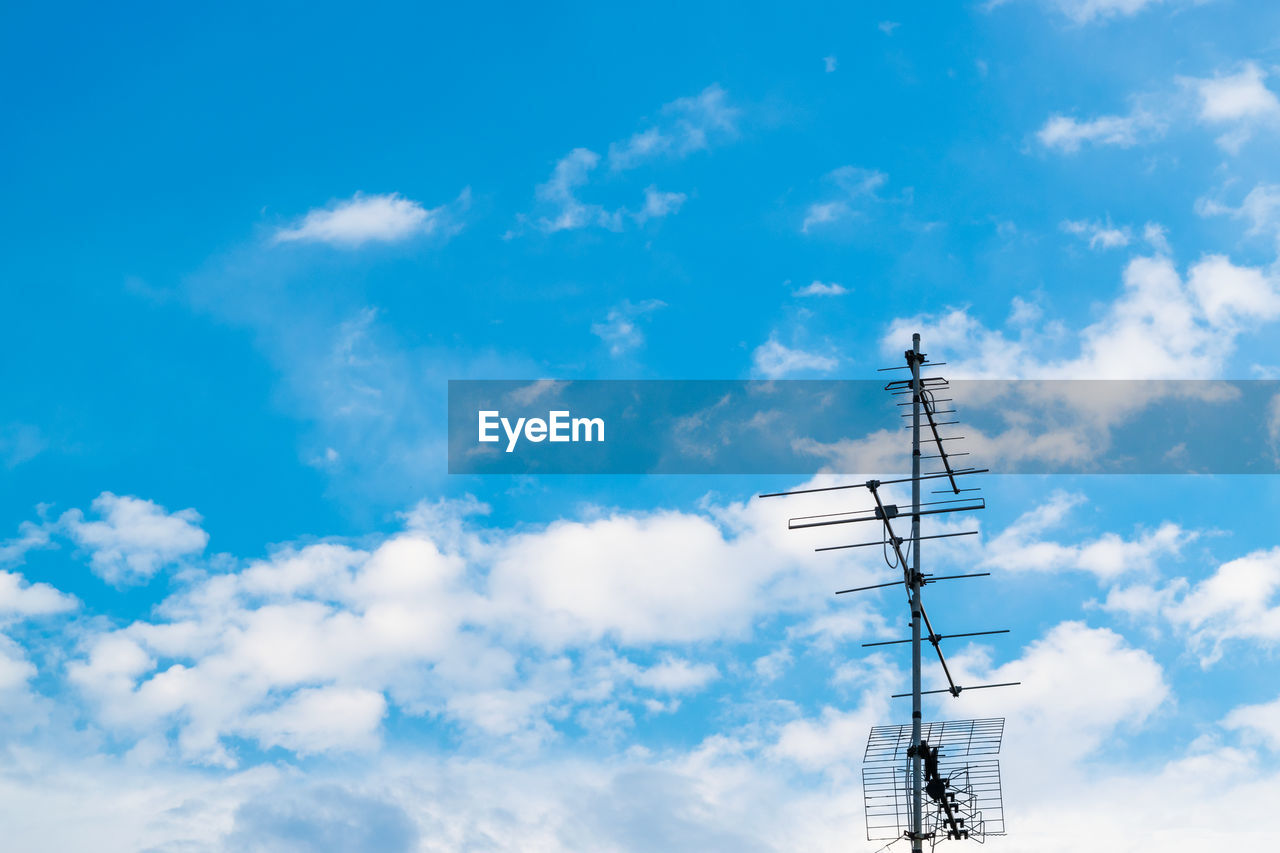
(759, 333, 1017, 851)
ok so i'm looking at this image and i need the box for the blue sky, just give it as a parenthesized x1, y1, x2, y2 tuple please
(5, 1, 1280, 850)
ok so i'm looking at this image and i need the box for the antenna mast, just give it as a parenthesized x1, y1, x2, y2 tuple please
(759, 333, 1017, 850)
(909, 332, 925, 853)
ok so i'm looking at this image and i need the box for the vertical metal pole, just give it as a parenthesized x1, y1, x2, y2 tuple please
(910, 332, 924, 853)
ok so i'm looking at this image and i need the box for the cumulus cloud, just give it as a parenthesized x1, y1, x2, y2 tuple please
(58, 489, 866, 763)
(60, 492, 208, 585)
(0, 569, 76, 617)
(243, 687, 387, 755)
(884, 252, 1280, 379)
(631, 657, 719, 693)
(227, 785, 419, 853)
(273, 190, 470, 247)
(1189, 62, 1280, 150)
(751, 337, 839, 378)
(1163, 547, 1280, 664)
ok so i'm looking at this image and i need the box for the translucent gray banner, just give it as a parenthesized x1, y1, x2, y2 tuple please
(447, 379, 1280, 475)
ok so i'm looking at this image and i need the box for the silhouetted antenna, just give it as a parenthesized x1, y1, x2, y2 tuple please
(864, 719, 1006, 844)
(758, 333, 1016, 851)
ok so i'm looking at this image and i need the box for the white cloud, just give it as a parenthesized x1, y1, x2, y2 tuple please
(244, 686, 386, 755)
(635, 186, 687, 224)
(0, 519, 52, 567)
(0, 569, 76, 617)
(822, 56, 837, 72)
(533, 160, 687, 233)
(751, 337, 839, 378)
(948, 621, 1168, 771)
(61, 492, 208, 585)
(1033, 0, 1166, 24)
(983, 491, 1194, 580)
(58, 488, 869, 762)
(1144, 221, 1172, 254)
(1198, 183, 1280, 250)
(1163, 547, 1280, 663)
(801, 167, 889, 233)
(1188, 63, 1280, 151)
(1062, 218, 1132, 249)
(1187, 254, 1280, 328)
(523, 84, 733, 234)
(1223, 693, 1280, 750)
(885, 252, 1280, 379)
(878, 21, 900, 34)
(535, 148, 621, 233)
(631, 657, 719, 693)
(1038, 61, 1279, 156)
(591, 299, 666, 357)
(1193, 62, 1280, 123)
(1037, 112, 1149, 152)
(273, 190, 469, 247)
(607, 84, 739, 170)
(792, 280, 848, 297)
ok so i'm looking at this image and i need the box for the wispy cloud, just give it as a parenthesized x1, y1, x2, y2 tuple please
(1038, 61, 1280, 155)
(273, 190, 470, 248)
(524, 85, 736, 234)
(607, 84, 739, 171)
(793, 280, 848, 297)
(1198, 183, 1280, 250)
(1061, 218, 1132, 249)
(1037, 112, 1152, 153)
(993, 0, 1169, 25)
(591, 299, 666, 356)
(801, 166, 888, 233)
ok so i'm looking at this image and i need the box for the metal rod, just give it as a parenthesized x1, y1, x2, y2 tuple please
(814, 530, 977, 552)
(788, 498, 985, 529)
(878, 361, 946, 372)
(891, 681, 1021, 699)
(909, 332, 924, 853)
(861, 629, 1010, 648)
(834, 579, 905, 595)
(757, 468, 988, 499)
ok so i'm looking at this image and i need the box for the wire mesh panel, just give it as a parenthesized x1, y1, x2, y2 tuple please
(863, 719, 1006, 844)
(863, 761, 911, 841)
(865, 718, 1004, 763)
